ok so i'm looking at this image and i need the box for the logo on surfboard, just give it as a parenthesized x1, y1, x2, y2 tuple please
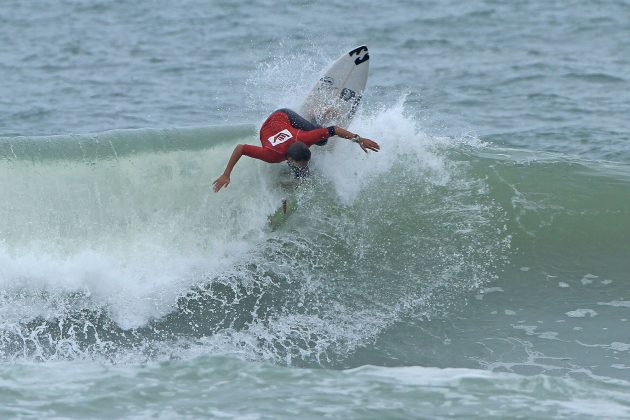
(268, 129, 293, 146)
(349, 46, 369, 65)
(340, 88, 357, 101)
(318, 76, 335, 90)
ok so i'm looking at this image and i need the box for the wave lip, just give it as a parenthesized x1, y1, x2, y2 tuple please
(0, 124, 254, 162)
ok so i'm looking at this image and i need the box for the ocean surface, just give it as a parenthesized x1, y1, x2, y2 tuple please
(1, 0, 630, 418)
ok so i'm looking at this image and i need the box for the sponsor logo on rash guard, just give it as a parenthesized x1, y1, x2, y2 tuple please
(268, 129, 293, 146)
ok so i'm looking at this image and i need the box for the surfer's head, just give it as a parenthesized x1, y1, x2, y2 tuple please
(286, 142, 311, 178)
(287, 142, 311, 163)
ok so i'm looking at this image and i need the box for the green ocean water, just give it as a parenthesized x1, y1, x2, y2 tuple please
(1, 0, 630, 418)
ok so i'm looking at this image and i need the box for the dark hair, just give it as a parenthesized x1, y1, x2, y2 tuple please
(286, 141, 311, 162)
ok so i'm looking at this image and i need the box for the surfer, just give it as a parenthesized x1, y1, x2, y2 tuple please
(212, 108, 380, 192)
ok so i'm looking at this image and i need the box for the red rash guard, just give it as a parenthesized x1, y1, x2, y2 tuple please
(242, 112, 333, 163)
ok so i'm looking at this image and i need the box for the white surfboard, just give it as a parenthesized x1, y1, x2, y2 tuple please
(299, 45, 370, 129)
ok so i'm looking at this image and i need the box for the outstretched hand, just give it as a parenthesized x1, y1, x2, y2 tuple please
(359, 138, 380, 153)
(212, 174, 230, 192)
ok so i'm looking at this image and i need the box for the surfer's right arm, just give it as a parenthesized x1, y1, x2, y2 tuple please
(213, 144, 283, 192)
(212, 144, 244, 192)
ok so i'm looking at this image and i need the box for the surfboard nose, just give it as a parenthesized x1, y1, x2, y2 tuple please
(299, 46, 370, 129)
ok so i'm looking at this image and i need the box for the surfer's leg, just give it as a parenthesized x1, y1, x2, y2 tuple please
(277, 109, 321, 130)
(276, 109, 329, 146)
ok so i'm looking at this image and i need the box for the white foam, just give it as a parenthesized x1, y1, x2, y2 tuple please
(539, 331, 559, 340)
(312, 99, 454, 205)
(0, 242, 249, 330)
(610, 342, 630, 352)
(0, 144, 276, 331)
(598, 300, 630, 308)
(580, 274, 598, 285)
(566, 309, 598, 318)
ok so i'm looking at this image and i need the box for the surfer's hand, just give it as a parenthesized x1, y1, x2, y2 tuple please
(212, 174, 230, 192)
(359, 138, 380, 153)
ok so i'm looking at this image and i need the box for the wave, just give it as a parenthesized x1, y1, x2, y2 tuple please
(1, 103, 627, 366)
(2, 355, 629, 418)
(463, 148, 630, 253)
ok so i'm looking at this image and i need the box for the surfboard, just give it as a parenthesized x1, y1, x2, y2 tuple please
(300, 45, 370, 128)
(269, 46, 370, 230)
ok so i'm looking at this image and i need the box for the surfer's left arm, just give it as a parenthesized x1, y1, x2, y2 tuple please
(332, 126, 380, 153)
